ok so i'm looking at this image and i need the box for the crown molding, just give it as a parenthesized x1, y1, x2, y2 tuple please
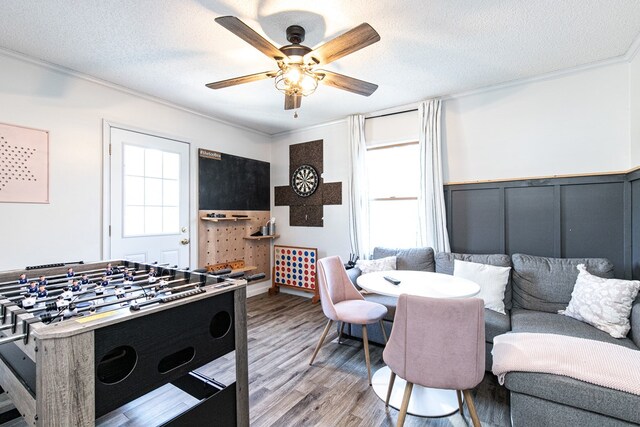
(625, 32, 640, 61)
(0, 47, 270, 138)
(270, 117, 348, 138)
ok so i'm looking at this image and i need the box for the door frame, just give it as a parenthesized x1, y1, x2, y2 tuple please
(102, 120, 193, 266)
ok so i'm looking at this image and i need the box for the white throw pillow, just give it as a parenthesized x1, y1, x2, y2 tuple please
(560, 264, 640, 338)
(355, 256, 397, 274)
(453, 259, 511, 315)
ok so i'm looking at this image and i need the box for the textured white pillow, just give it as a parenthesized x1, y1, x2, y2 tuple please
(560, 264, 640, 338)
(453, 259, 511, 314)
(356, 256, 397, 274)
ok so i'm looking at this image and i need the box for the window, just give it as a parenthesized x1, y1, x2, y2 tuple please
(366, 142, 420, 248)
(122, 144, 180, 236)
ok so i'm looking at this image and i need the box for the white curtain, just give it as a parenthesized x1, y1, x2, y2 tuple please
(347, 115, 371, 259)
(417, 99, 451, 252)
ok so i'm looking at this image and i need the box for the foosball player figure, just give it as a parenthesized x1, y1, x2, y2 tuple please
(95, 276, 108, 295)
(123, 269, 134, 289)
(38, 276, 48, 287)
(27, 281, 38, 294)
(18, 273, 28, 284)
(36, 284, 48, 298)
(124, 269, 135, 282)
(56, 295, 70, 309)
(71, 280, 81, 292)
(21, 292, 36, 308)
(61, 286, 73, 300)
(66, 267, 75, 278)
(105, 263, 114, 276)
(148, 267, 158, 283)
(80, 274, 90, 285)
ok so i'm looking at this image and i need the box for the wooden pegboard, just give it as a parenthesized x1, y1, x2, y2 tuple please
(198, 210, 274, 281)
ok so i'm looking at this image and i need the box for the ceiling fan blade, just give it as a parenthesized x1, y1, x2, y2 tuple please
(215, 16, 285, 60)
(319, 71, 378, 96)
(206, 71, 277, 90)
(284, 94, 302, 110)
(304, 23, 380, 66)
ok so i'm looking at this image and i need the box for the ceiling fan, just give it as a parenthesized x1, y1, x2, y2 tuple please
(206, 16, 380, 111)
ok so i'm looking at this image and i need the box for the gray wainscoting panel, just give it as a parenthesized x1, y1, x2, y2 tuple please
(505, 186, 555, 257)
(632, 173, 640, 280)
(560, 183, 625, 276)
(450, 188, 503, 254)
(445, 171, 637, 279)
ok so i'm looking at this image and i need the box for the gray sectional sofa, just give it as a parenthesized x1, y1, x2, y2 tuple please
(345, 247, 640, 426)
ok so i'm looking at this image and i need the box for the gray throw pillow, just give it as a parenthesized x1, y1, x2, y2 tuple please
(373, 247, 435, 272)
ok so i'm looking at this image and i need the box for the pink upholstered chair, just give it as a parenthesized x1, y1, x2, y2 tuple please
(383, 294, 485, 427)
(309, 256, 388, 384)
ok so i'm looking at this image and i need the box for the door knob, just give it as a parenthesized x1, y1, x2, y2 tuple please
(180, 238, 190, 245)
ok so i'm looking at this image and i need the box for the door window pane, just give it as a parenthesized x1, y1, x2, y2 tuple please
(124, 176, 144, 205)
(123, 206, 145, 236)
(122, 144, 181, 237)
(163, 152, 180, 180)
(144, 149, 163, 178)
(124, 145, 144, 176)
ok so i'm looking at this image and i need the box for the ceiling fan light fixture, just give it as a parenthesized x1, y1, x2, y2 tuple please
(275, 64, 319, 97)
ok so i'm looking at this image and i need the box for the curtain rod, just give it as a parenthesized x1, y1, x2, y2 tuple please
(365, 108, 418, 120)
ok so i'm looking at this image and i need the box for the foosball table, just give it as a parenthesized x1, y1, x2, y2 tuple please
(0, 260, 249, 426)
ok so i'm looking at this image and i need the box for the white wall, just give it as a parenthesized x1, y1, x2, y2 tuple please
(272, 60, 637, 265)
(0, 52, 271, 270)
(443, 62, 631, 183)
(271, 121, 352, 263)
(631, 50, 640, 168)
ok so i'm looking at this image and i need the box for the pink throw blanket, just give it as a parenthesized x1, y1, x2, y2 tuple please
(492, 332, 640, 396)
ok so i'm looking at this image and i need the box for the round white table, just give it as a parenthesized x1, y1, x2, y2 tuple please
(357, 270, 480, 418)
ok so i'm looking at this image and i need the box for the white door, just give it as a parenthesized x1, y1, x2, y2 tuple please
(109, 127, 190, 267)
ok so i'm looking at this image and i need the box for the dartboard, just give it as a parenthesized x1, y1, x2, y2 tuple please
(291, 164, 319, 197)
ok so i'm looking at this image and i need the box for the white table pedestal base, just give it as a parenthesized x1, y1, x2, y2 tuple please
(371, 366, 460, 417)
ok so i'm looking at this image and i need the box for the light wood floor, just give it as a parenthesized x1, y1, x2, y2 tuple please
(0, 293, 510, 426)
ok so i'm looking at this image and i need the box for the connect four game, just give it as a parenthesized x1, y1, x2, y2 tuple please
(271, 245, 319, 302)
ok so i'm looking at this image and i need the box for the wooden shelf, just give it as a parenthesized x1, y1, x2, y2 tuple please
(200, 216, 253, 222)
(233, 266, 257, 273)
(243, 234, 279, 240)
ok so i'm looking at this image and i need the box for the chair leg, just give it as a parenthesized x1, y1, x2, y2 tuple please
(456, 389, 464, 414)
(385, 371, 396, 407)
(338, 321, 345, 344)
(380, 319, 388, 344)
(309, 319, 333, 365)
(362, 324, 372, 385)
(397, 382, 413, 427)
(462, 389, 481, 427)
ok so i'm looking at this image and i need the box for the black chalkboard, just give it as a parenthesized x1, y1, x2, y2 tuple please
(198, 151, 270, 210)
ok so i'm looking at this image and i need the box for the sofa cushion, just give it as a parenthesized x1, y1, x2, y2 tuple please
(435, 252, 513, 309)
(631, 297, 640, 348)
(484, 308, 511, 343)
(373, 247, 435, 272)
(511, 254, 614, 313)
(505, 372, 640, 425)
(346, 267, 362, 287)
(363, 293, 397, 321)
(510, 308, 637, 350)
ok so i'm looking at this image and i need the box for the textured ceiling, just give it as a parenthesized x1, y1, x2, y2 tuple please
(1, 1, 639, 135)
